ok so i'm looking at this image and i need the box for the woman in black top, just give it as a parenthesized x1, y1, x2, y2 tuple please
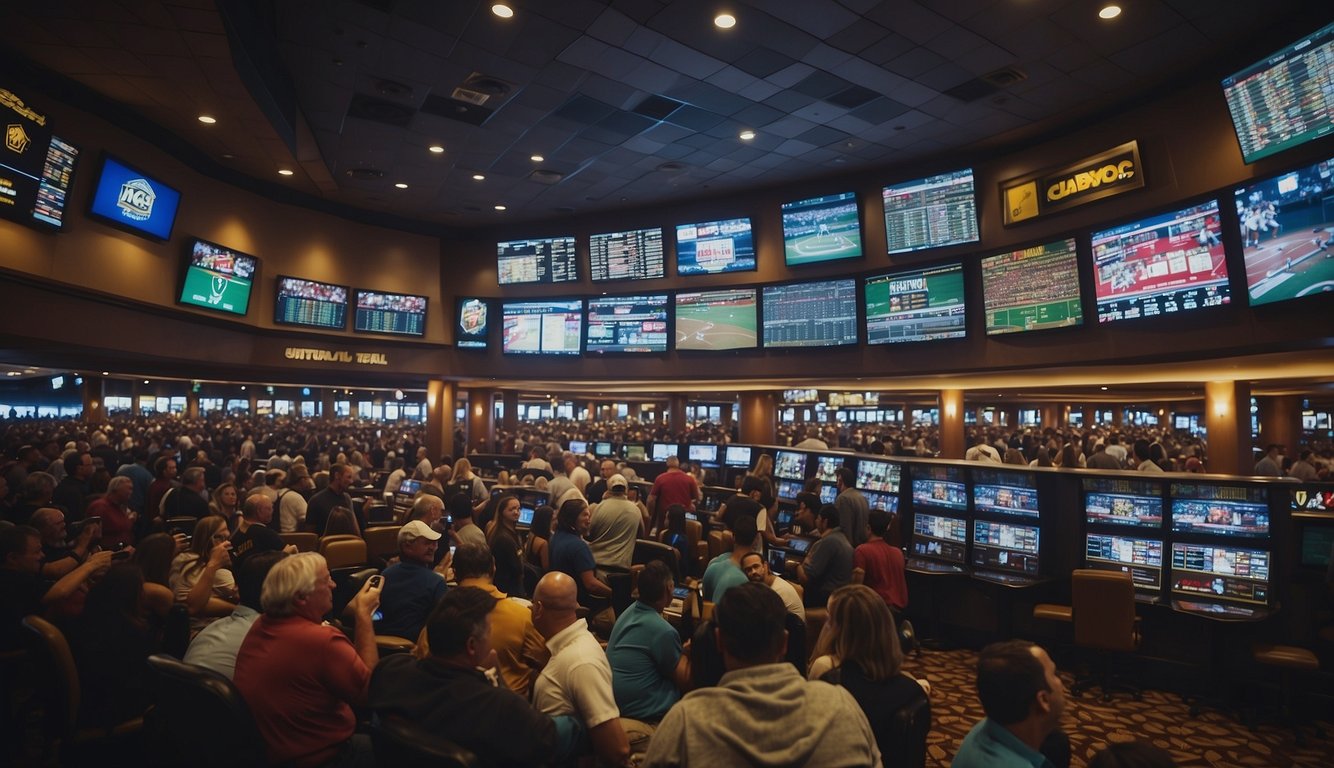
(486, 493, 525, 597)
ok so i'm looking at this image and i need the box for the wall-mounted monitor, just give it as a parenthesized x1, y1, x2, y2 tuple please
(1221, 21, 1334, 164)
(500, 299, 582, 355)
(88, 154, 181, 241)
(456, 298, 489, 349)
(1170, 542, 1270, 605)
(724, 445, 753, 468)
(585, 294, 669, 354)
(354, 290, 427, 337)
(881, 168, 979, 255)
(982, 238, 1083, 335)
(1233, 156, 1334, 307)
(971, 469, 1039, 519)
(674, 288, 757, 351)
(1085, 533, 1164, 590)
(594, 441, 613, 457)
(275, 276, 348, 330)
(178, 238, 257, 316)
(776, 479, 804, 500)
(1299, 520, 1334, 569)
(1169, 483, 1269, 538)
(1090, 200, 1231, 323)
(761, 279, 858, 348)
(911, 464, 967, 512)
(781, 191, 863, 266)
(972, 519, 1040, 575)
(31, 136, 80, 230)
(675, 217, 756, 275)
(856, 459, 900, 494)
(774, 450, 807, 481)
(496, 236, 578, 285)
(863, 491, 898, 514)
(911, 512, 968, 565)
(688, 444, 719, 465)
(651, 442, 678, 462)
(1083, 477, 1164, 529)
(589, 227, 664, 281)
(864, 262, 966, 344)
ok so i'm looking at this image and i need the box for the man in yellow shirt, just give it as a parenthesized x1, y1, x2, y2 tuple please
(449, 542, 548, 696)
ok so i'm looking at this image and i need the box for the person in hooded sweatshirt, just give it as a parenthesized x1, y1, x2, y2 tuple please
(642, 581, 880, 768)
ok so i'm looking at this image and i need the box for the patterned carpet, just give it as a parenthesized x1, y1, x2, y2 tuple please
(902, 647, 1333, 767)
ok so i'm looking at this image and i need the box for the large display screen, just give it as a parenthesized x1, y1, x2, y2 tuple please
(972, 520, 1040, 575)
(674, 288, 757, 351)
(88, 154, 181, 241)
(982, 239, 1083, 335)
(856, 459, 901, 494)
(881, 168, 979, 255)
(652, 443, 678, 462)
(911, 512, 968, 565)
(780, 191, 863, 266)
(31, 136, 79, 230)
(1090, 200, 1231, 323)
(1291, 486, 1334, 512)
(585, 294, 669, 354)
(813, 456, 844, 483)
(1221, 22, 1334, 164)
(1233, 156, 1334, 307)
(496, 236, 578, 285)
(456, 297, 489, 349)
(501, 299, 582, 355)
(688, 444, 719, 464)
(1083, 476, 1164, 529)
(1169, 483, 1269, 538)
(911, 465, 967, 512)
(178, 238, 257, 316)
(275, 276, 348, 330)
(725, 445, 753, 468)
(1085, 533, 1164, 590)
(864, 262, 966, 344)
(354, 290, 427, 337)
(864, 491, 898, 514)
(776, 479, 804, 500)
(774, 450, 807, 481)
(589, 227, 664, 281)
(1170, 542, 1271, 605)
(675, 217, 756, 275)
(761, 279, 858, 348)
(972, 469, 1039, 519)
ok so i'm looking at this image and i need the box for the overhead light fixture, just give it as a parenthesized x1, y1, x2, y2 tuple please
(715, 13, 736, 29)
(197, 115, 217, 124)
(101, 371, 109, 376)
(1100, 386, 1108, 391)
(428, 145, 445, 154)
(494, 204, 507, 211)
(143, 380, 150, 384)
(394, 182, 408, 189)
(738, 129, 756, 141)
(1098, 5, 1121, 19)
(278, 168, 294, 176)
(472, 173, 485, 181)
(530, 154, 544, 162)
(491, 3, 514, 18)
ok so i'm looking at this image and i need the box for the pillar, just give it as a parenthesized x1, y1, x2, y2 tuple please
(187, 392, 200, 419)
(467, 388, 496, 453)
(1205, 380, 1252, 476)
(248, 391, 257, 414)
(903, 406, 913, 428)
(1040, 405, 1060, 430)
(1256, 395, 1302, 456)
(501, 390, 518, 434)
(739, 393, 776, 445)
(939, 389, 965, 459)
(321, 388, 336, 419)
(82, 374, 105, 425)
(426, 380, 457, 462)
(669, 395, 687, 436)
(601, 405, 615, 421)
(1112, 407, 1124, 428)
(720, 402, 733, 428)
(628, 403, 642, 421)
(1002, 407, 1018, 429)
(1082, 407, 1096, 428)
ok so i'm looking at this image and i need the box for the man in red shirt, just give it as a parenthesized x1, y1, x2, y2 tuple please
(853, 509, 907, 615)
(234, 552, 382, 767)
(647, 456, 701, 533)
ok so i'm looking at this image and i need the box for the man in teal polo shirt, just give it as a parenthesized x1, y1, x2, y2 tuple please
(605, 561, 689, 726)
(953, 640, 1065, 768)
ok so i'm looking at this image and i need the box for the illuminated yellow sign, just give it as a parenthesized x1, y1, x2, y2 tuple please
(1001, 141, 1144, 226)
(6, 123, 31, 154)
(284, 347, 388, 366)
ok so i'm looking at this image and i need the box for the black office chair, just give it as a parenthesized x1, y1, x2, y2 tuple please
(145, 654, 267, 767)
(888, 695, 931, 768)
(632, 538, 682, 582)
(370, 714, 481, 768)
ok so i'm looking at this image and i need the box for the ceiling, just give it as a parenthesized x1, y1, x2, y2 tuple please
(1, 0, 1325, 229)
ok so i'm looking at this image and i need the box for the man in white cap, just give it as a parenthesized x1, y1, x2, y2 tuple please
(588, 474, 644, 576)
(375, 520, 447, 640)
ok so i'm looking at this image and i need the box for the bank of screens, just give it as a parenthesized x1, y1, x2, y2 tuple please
(585, 294, 669, 353)
(881, 168, 979, 255)
(1169, 483, 1269, 537)
(674, 288, 757, 351)
(1170, 542, 1270, 605)
(1233, 156, 1334, 307)
(178, 239, 257, 316)
(32, 136, 79, 229)
(456, 298, 489, 349)
(275, 276, 348, 330)
(781, 192, 863, 266)
(972, 520, 1040, 575)
(496, 237, 578, 285)
(589, 227, 664, 281)
(1083, 477, 1164, 528)
(761, 279, 858, 348)
(88, 154, 181, 240)
(776, 479, 804, 500)
(1085, 533, 1164, 590)
(864, 491, 898, 514)
(912, 512, 967, 564)
(595, 441, 613, 457)
(864, 262, 966, 344)
(688, 444, 719, 464)
(1221, 21, 1334, 164)
(1090, 200, 1231, 323)
(652, 443, 678, 462)
(857, 459, 900, 494)
(982, 239, 1083, 335)
(676, 217, 756, 275)
(501, 299, 582, 355)
(912, 465, 967, 512)
(725, 445, 753, 467)
(972, 469, 1039, 519)
(354, 290, 427, 337)
(813, 455, 843, 483)
(625, 445, 647, 461)
(774, 450, 807, 480)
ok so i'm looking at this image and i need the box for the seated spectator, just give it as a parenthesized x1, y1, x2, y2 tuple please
(277, 466, 312, 532)
(740, 551, 804, 621)
(69, 561, 158, 727)
(162, 467, 210, 520)
(376, 520, 447, 641)
(448, 542, 547, 696)
(323, 505, 360, 537)
(0, 525, 113, 651)
(29, 506, 100, 580)
(169, 515, 238, 623)
(549, 499, 612, 614)
(951, 640, 1066, 768)
(855, 509, 908, 615)
(702, 514, 757, 604)
(606, 561, 689, 729)
(796, 504, 854, 608)
(87, 475, 137, 549)
(184, 550, 285, 679)
(230, 493, 286, 564)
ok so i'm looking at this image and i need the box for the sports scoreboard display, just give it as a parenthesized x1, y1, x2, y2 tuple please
(1222, 21, 1334, 164)
(982, 239, 1083, 335)
(881, 168, 979, 255)
(864, 262, 966, 344)
(781, 192, 863, 266)
(761, 279, 858, 348)
(275, 276, 348, 330)
(676, 217, 756, 275)
(178, 238, 257, 316)
(497, 236, 578, 285)
(354, 290, 427, 337)
(0, 88, 82, 231)
(589, 227, 665, 281)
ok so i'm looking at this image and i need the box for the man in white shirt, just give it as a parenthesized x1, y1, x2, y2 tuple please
(965, 435, 1001, 463)
(741, 551, 804, 622)
(565, 453, 592, 495)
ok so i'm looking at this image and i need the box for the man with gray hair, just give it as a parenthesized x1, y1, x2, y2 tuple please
(86, 475, 137, 549)
(230, 494, 287, 563)
(162, 466, 210, 520)
(234, 552, 383, 767)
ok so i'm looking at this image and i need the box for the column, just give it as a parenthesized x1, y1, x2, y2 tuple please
(426, 380, 457, 462)
(1082, 407, 1096, 428)
(321, 388, 336, 419)
(720, 402, 733, 428)
(501, 390, 519, 434)
(1205, 380, 1252, 475)
(739, 393, 776, 445)
(669, 394, 687, 436)
(1002, 407, 1018, 429)
(938, 389, 965, 459)
(1040, 405, 1060, 430)
(82, 374, 105, 425)
(187, 392, 200, 419)
(627, 402, 642, 421)
(601, 405, 615, 421)
(903, 405, 913, 428)
(468, 387, 496, 454)
(1256, 395, 1302, 457)
(1112, 407, 1124, 428)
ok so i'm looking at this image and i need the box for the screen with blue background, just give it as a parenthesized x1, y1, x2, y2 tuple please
(89, 155, 181, 240)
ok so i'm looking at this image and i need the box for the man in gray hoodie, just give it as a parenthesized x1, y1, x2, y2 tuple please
(642, 582, 880, 767)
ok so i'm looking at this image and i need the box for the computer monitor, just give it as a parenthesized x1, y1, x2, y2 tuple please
(776, 479, 804, 500)
(1085, 533, 1164, 590)
(396, 478, 421, 498)
(971, 468, 1039, 520)
(856, 459, 901, 494)
(688, 444, 719, 465)
(863, 491, 898, 514)
(818, 485, 837, 505)
(910, 512, 967, 565)
(724, 445, 753, 468)
(568, 440, 588, 455)
(774, 450, 807, 480)
(651, 443, 678, 462)
(594, 441, 613, 457)
(1169, 482, 1269, 538)
(625, 444, 647, 462)
(517, 505, 535, 527)
(1170, 542, 1271, 605)
(786, 536, 814, 555)
(971, 519, 1040, 576)
(1083, 477, 1164, 529)
(911, 465, 967, 513)
(814, 455, 844, 483)
(767, 547, 788, 575)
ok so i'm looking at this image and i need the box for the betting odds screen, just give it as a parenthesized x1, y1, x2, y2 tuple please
(864, 262, 966, 344)
(585, 294, 669, 354)
(1083, 477, 1164, 529)
(761, 279, 858, 348)
(972, 469, 1039, 519)
(881, 168, 979, 255)
(0, 89, 80, 231)
(981, 238, 1083, 335)
(972, 520, 1040, 575)
(275, 276, 348, 330)
(497, 237, 578, 285)
(456, 298, 489, 349)
(589, 227, 665, 281)
(1085, 533, 1164, 589)
(1170, 542, 1270, 605)
(1222, 21, 1334, 164)
(911, 512, 967, 564)
(354, 290, 427, 337)
(676, 217, 756, 275)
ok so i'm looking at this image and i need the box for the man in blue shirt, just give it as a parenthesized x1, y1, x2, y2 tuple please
(952, 640, 1065, 768)
(376, 520, 448, 640)
(701, 514, 756, 604)
(606, 561, 689, 725)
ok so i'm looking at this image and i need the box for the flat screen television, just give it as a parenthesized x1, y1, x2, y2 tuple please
(911, 512, 967, 565)
(651, 443, 678, 462)
(1221, 21, 1334, 164)
(1299, 521, 1334, 569)
(1169, 483, 1269, 538)
(864, 262, 966, 344)
(30, 136, 79, 230)
(774, 450, 807, 481)
(595, 441, 613, 457)
(776, 479, 804, 500)
(568, 440, 588, 455)
(982, 238, 1083, 335)
(1090, 200, 1231, 323)
(585, 294, 669, 354)
(971, 469, 1040, 519)
(275, 276, 348, 330)
(818, 484, 838, 505)
(780, 191, 863, 266)
(496, 236, 578, 285)
(972, 519, 1040, 575)
(761, 279, 858, 348)
(881, 168, 979, 255)
(1291, 486, 1334, 512)
(863, 491, 898, 514)
(500, 299, 582, 355)
(1085, 533, 1164, 590)
(589, 227, 665, 281)
(688, 444, 719, 464)
(911, 464, 967, 512)
(88, 154, 181, 241)
(724, 445, 753, 468)
(1083, 477, 1164, 529)
(456, 297, 489, 349)
(354, 289, 427, 337)
(1170, 542, 1271, 605)
(814, 455, 844, 483)
(674, 288, 757, 351)
(177, 238, 257, 316)
(396, 478, 421, 497)
(856, 459, 901, 494)
(675, 217, 756, 275)
(1233, 156, 1334, 307)
(624, 444, 647, 461)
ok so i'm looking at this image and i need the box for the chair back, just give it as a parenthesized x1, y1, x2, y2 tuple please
(364, 501, 395, 524)
(706, 529, 734, 559)
(682, 519, 706, 576)
(319, 533, 363, 552)
(370, 714, 481, 767)
(364, 525, 400, 564)
(280, 531, 318, 552)
(632, 538, 681, 581)
(1071, 568, 1137, 652)
(783, 611, 806, 672)
(886, 694, 931, 768)
(145, 654, 267, 766)
(323, 538, 368, 569)
(21, 615, 79, 745)
(161, 604, 191, 659)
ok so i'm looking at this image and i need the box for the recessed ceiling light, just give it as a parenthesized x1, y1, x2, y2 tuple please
(428, 145, 445, 154)
(494, 204, 507, 211)
(394, 182, 408, 189)
(472, 173, 486, 181)
(278, 168, 294, 176)
(101, 371, 109, 376)
(1101, 386, 1109, 390)
(491, 3, 514, 18)
(739, 129, 756, 140)
(197, 115, 217, 124)
(143, 380, 150, 384)
(530, 154, 544, 162)
(240, 385, 246, 391)
(715, 13, 736, 29)
(1098, 5, 1121, 19)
